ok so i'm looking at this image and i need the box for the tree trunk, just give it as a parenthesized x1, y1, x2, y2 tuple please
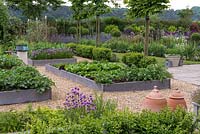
(96, 15, 100, 46)
(76, 20, 81, 43)
(144, 15, 150, 56)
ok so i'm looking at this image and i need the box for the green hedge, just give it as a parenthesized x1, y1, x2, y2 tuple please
(92, 47, 112, 61)
(0, 107, 195, 134)
(122, 53, 157, 67)
(122, 52, 144, 67)
(76, 45, 94, 58)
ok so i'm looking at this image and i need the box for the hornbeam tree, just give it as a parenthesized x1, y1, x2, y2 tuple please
(6, 0, 64, 19)
(125, 0, 170, 56)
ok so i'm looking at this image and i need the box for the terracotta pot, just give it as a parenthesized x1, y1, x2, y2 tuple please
(142, 86, 167, 112)
(167, 89, 187, 110)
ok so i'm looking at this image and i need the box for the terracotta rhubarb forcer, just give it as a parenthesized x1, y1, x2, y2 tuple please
(167, 88, 187, 110)
(142, 86, 167, 112)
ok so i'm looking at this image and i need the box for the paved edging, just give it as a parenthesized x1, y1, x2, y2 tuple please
(28, 58, 77, 66)
(0, 89, 51, 105)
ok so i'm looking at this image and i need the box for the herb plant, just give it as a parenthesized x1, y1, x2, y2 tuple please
(29, 48, 73, 60)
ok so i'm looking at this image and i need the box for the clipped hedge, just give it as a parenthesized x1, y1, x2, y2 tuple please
(92, 47, 112, 61)
(122, 53, 157, 68)
(76, 45, 94, 58)
(122, 52, 144, 67)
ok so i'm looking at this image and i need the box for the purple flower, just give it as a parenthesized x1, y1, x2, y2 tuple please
(63, 87, 96, 112)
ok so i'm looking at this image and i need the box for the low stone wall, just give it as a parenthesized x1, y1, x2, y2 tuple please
(28, 58, 77, 66)
(0, 89, 51, 105)
(46, 64, 171, 91)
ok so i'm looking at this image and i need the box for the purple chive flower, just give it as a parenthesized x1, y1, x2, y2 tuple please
(63, 87, 96, 112)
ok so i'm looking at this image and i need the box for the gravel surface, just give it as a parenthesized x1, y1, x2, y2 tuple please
(0, 57, 198, 112)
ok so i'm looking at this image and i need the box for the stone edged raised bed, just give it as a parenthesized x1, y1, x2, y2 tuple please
(28, 58, 77, 66)
(46, 64, 171, 91)
(0, 89, 51, 105)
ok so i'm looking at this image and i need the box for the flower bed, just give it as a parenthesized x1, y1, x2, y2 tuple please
(0, 55, 54, 105)
(46, 61, 171, 91)
(28, 48, 76, 66)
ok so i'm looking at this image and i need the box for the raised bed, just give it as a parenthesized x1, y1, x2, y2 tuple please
(46, 64, 170, 91)
(0, 89, 51, 105)
(28, 58, 77, 66)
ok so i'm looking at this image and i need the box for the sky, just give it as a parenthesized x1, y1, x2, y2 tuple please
(63, 0, 200, 10)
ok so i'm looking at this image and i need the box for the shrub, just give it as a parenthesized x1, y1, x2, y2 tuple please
(122, 53, 144, 67)
(148, 43, 166, 57)
(0, 55, 24, 69)
(65, 43, 78, 53)
(92, 47, 112, 61)
(191, 33, 200, 43)
(29, 48, 73, 60)
(166, 47, 184, 56)
(102, 39, 129, 53)
(76, 45, 94, 58)
(104, 25, 119, 34)
(128, 43, 144, 53)
(138, 57, 157, 68)
(81, 27, 89, 35)
(111, 28, 121, 37)
(68, 26, 77, 35)
(79, 39, 96, 46)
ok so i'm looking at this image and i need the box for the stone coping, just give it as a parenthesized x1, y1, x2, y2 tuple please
(0, 89, 51, 105)
(28, 58, 77, 66)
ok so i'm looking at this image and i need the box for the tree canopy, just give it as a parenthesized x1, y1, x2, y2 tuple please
(0, 0, 9, 26)
(6, 0, 64, 19)
(125, 0, 170, 56)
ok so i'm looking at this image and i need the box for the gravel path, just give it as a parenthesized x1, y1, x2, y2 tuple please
(0, 57, 198, 112)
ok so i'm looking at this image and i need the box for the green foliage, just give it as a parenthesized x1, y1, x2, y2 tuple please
(0, 55, 24, 69)
(68, 26, 77, 35)
(65, 43, 78, 53)
(102, 38, 130, 53)
(0, 1, 9, 27)
(148, 43, 166, 57)
(81, 27, 89, 35)
(79, 39, 96, 46)
(29, 48, 73, 60)
(55, 61, 170, 84)
(191, 33, 200, 43)
(0, 66, 54, 93)
(76, 45, 94, 58)
(0, 110, 31, 133)
(128, 43, 144, 53)
(138, 57, 157, 68)
(92, 47, 112, 61)
(104, 25, 119, 33)
(111, 28, 121, 37)
(122, 52, 144, 67)
(7, 0, 64, 19)
(1, 106, 194, 134)
(168, 25, 177, 33)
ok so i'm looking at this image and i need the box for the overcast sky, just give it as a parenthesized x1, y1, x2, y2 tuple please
(63, 0, 200, 10)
